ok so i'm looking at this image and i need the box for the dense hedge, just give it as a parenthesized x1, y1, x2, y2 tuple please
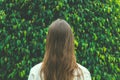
(0, 0, 120, 80)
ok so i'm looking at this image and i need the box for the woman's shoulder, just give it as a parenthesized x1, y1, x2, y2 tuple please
(77, 63, 90, 74)
(30, 62, 42, 74)
(77, 63, 91, 80)
(28, 62, 43, 80)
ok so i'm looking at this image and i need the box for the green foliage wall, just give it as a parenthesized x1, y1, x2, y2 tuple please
(0, 0, 120, 80)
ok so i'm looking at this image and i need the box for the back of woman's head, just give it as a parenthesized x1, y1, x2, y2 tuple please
(40, 19, 81, 80)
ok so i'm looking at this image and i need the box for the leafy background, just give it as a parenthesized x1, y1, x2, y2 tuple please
(0, 0, 120, 80)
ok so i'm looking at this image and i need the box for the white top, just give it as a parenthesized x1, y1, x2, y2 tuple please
(28, 63, 91, 80)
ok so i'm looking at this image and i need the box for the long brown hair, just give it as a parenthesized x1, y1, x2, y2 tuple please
(40, 19, 83, 80)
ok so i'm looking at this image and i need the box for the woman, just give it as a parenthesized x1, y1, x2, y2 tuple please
(28, 19, 91, 80)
